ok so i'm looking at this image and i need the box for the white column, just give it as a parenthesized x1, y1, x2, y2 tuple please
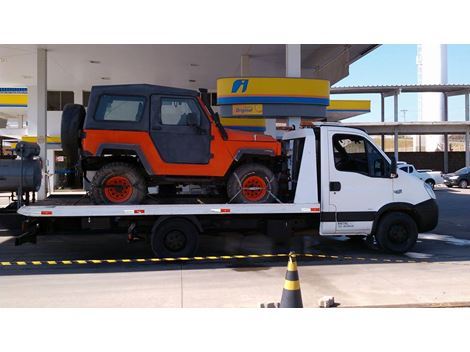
(36, 48, 48, 200)
(285, 44, 302, 129)
(74, 89, 83, 105)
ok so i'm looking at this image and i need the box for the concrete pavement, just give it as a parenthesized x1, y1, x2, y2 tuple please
(1, 187, 470, 307)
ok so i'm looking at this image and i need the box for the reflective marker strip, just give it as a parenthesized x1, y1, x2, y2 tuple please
(41, 210, 53, 215)
(134, 209, 145, 214)
(301, 207, 321, 213)
(211, 208, 231, 213)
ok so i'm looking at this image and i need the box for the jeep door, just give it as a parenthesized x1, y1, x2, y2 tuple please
(150, 95, 212, 164)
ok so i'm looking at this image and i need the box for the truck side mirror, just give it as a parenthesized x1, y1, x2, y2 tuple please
(390, 157, 398, 178)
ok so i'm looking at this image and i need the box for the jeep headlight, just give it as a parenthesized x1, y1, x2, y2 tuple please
(424, 182, 436, 199)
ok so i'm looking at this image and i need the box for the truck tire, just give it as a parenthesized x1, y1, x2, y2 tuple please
(227, 163, 278, 203)
(61, 104, 86, 166)
(151, 218, 199, 257)
(375, 212, 418, 254)
(425, 179, 435, 189)
(90, 162, 147, 205)
(459, 179, 468, 189)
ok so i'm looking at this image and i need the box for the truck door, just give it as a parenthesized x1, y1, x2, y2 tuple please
(320, 129, 393, 235)
(150, 95, 211, 164)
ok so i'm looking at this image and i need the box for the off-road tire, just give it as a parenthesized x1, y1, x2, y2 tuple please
(151, 218, 199, 257)
(227, 163, 278, 203)
(375, 212, 418, 254)
(61, 104, 86, 166)
(90, 162, 147, 205)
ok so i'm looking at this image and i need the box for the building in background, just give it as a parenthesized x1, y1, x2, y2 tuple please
(416, 44, 448, 151)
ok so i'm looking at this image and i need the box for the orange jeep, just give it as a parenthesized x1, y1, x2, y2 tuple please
(61, 84, 282, 205)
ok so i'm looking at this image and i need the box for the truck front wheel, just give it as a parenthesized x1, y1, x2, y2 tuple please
(227, 163, 279, 203)
(91, 162, 147, 205)
(375, 212, 418, 254)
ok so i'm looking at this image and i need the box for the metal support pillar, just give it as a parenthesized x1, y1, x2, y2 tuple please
(36, 48, 47, 200)
(444, 133, 449, 173)
(393, 92, 399, 161)
(466, 130, 470, 168)
(465, 92, 469, 122)
(380, 93, 385, 149)
(286, 44, 301, 129)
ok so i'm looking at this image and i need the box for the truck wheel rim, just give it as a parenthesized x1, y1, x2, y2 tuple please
(388, 224, 408, 244)
(164, 230, 187, 252)
(241, 175, 268, 202)
(104, 176, 132, 203)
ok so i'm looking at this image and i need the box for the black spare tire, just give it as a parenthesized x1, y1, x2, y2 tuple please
(61, 104, 86, 166)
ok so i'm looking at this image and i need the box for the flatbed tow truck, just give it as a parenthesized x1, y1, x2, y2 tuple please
(16, 125, 438, 257)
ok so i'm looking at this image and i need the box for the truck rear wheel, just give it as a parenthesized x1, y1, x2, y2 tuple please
(227, 163, 278, 203)
(375, 212, 418, 254)
(91, 162, 147, 205)
(151, 218, 199, 257)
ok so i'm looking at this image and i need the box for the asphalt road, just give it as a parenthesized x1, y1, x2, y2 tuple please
(1, 186, 470, 307)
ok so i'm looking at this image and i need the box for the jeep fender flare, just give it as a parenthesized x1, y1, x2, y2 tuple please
(95, 143, 154, 175)
(233, 148, 276, 162)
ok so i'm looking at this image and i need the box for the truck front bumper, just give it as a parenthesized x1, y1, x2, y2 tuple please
(414, 198, 439, 232)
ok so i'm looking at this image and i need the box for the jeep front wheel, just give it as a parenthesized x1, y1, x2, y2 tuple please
(227, 163, 278, 203)
(91, 162, 147, 205)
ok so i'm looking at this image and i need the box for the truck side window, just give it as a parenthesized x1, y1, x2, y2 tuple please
(333, 134, 390, 178)
(160, 98, 201, 126)
(95, 95, 145, 122)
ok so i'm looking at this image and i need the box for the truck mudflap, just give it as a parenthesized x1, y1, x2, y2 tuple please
(413, 198, 438, 233)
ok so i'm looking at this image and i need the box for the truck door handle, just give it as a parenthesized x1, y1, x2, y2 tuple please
(330, 181, 341, 192)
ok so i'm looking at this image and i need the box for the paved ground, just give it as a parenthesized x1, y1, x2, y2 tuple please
(1, 186, 470, 307)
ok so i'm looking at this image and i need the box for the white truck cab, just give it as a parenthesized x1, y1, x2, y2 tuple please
(284, 125, 437, 253)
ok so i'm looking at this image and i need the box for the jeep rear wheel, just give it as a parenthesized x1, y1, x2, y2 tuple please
(227, 163, 278, 203)
(91, 162, 147, 205)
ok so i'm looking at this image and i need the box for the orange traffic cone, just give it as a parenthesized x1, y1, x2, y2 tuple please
(280, 251, 303, 308)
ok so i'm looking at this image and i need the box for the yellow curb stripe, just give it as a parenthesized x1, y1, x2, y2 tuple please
(136, 259, 146, 262)
(47, 261, 57, 265)
(150, 258, 161, 262)
(16, 261, 27, 265)
(76, 260, 87, 264)
(284, 280, 300, 290)
(61, 260, 72, 265)
(106, 259, 117, 263)
(32, 261, 42, 265)
(206, 256, 219, 260)
(221, 256, 232, 259)
(91, 260, 102, 264)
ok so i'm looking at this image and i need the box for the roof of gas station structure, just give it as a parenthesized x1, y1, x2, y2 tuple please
(0, 44, 379, 91)
(331, 84, 470, 96)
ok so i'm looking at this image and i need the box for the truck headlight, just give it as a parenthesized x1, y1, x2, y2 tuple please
(424, 182, 436, 199)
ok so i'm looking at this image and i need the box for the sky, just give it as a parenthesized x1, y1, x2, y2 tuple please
(333, 44, 470, 122)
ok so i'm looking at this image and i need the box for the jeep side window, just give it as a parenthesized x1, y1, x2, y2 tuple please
(333, 134, 390, 178)
(160, 98, 201, 126)
(95, 95, 145, 122)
